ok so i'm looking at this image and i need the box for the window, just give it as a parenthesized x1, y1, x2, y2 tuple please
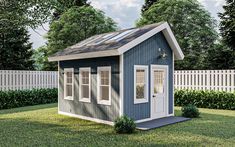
(97, 66, 111, 105)
(107, 28, 139, 42)
(79, 68, 91, 102)
(134, 65, 148, 104)
(64, 68, 74, 100)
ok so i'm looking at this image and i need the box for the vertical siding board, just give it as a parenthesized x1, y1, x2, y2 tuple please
(123, 32, 173, 120)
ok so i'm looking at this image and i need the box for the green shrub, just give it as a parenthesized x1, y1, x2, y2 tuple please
(0, 88, 57, 110)
(181, 104, 200, 118)
(175, 89, 235, 110)
(114, 115, 136, 134)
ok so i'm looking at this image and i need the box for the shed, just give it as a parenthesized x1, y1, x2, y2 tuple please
(49, 22, 184, 125)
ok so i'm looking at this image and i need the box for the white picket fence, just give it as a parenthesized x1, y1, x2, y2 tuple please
(174, 70, 235, 92)
(0, 70, 58, 91)
(1, 70, 235, 92)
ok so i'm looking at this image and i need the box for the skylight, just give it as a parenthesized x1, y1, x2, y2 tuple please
(71, 35, 104, 48)
(107, 28, 139, 42)
(87, 33, 118, 45)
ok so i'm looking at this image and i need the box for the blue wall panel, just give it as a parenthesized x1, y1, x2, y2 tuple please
(123, 32, 173, 120)
(59, 56, 120, 121)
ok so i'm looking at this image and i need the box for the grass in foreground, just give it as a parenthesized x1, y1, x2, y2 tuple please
(0, 103, 234, 146)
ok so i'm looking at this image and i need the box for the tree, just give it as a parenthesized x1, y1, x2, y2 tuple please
(0, 0, 53, 29)
(141, 0, 159, 13)
(33, 46, 54, 71)
(0, 0, 41, 70)
(206, 43, 235, 69)
(0, 26, 34, 70)
(219, 0, 235, 50)
(137, 0, 218, 70)
(43, 6, 117, 70)
(52, 0, 89, 20)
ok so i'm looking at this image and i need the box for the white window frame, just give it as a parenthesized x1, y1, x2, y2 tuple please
(79, 67, 91, 103)
(134, 65, 149, 104)
(97, 66, 111, 105)
(64, 68, 74, 100)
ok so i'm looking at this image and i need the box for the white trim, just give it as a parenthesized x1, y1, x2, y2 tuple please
(118, 22, 184, 60)
(79, 67, 91, 103)
(48, 22, 184, 62)
(167, 114, 174, 117)
(97, 66, 112, 105)
(172, 53, 175, 116)
(58, 111, 114, 125)
(135, 117, 152, 123)
(48, 50, 119, 62)
(150, 65, 169, 119)
(119, 55, 124, 116)
(64, 68, 74, 100)
(162, 24, 184, 60)
(135, 114, 174, 124)
(58, 61, 60, 113)
(134, 65, 149, 104)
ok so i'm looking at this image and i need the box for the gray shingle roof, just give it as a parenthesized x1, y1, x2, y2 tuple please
(50, 22, 164, 57)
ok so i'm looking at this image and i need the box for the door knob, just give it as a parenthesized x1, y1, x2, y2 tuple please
(152, 95, 156, 98)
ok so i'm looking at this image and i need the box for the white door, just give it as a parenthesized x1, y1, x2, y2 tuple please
(151, 65, 168, 119)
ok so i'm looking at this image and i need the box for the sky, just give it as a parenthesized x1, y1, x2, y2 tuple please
(29, 0, 226, 49)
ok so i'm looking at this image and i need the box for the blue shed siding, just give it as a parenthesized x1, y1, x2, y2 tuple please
(59, 56, 120, 122)
(123, 32, 173, 120)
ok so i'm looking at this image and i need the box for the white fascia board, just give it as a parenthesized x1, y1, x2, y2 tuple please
(162, 24, 184, 60)
(117, 22, 184, 60)
(48, 50, 119, 62)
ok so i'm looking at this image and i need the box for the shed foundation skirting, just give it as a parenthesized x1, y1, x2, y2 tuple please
(58, 111, 114, 125)
(59, 111, 175, 126)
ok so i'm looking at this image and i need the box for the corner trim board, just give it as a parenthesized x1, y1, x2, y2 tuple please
(58, 111, 114, 125)
(119, 55, 124, 116)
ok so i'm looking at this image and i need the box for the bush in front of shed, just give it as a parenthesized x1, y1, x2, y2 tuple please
(114, 115, 136, 134)
(181, 104, 200, 118)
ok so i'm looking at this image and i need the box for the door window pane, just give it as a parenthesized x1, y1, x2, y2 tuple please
(154, 70, 164, 94)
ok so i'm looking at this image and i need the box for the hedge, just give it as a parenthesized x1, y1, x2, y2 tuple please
(175, 89, 235, 110)
(0, 88, 57, 110)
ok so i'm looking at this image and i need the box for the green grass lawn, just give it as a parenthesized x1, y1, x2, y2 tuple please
(0, 104, 234, 146)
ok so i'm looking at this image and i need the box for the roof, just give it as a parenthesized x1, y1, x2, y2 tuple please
(48, 22, 184, 61)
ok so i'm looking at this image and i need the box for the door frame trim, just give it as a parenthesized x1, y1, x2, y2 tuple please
(150, 64, 169, 119)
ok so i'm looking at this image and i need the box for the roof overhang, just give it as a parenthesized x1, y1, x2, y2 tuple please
(48, 50, 119, 61)
(48, 22, 184, 62)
